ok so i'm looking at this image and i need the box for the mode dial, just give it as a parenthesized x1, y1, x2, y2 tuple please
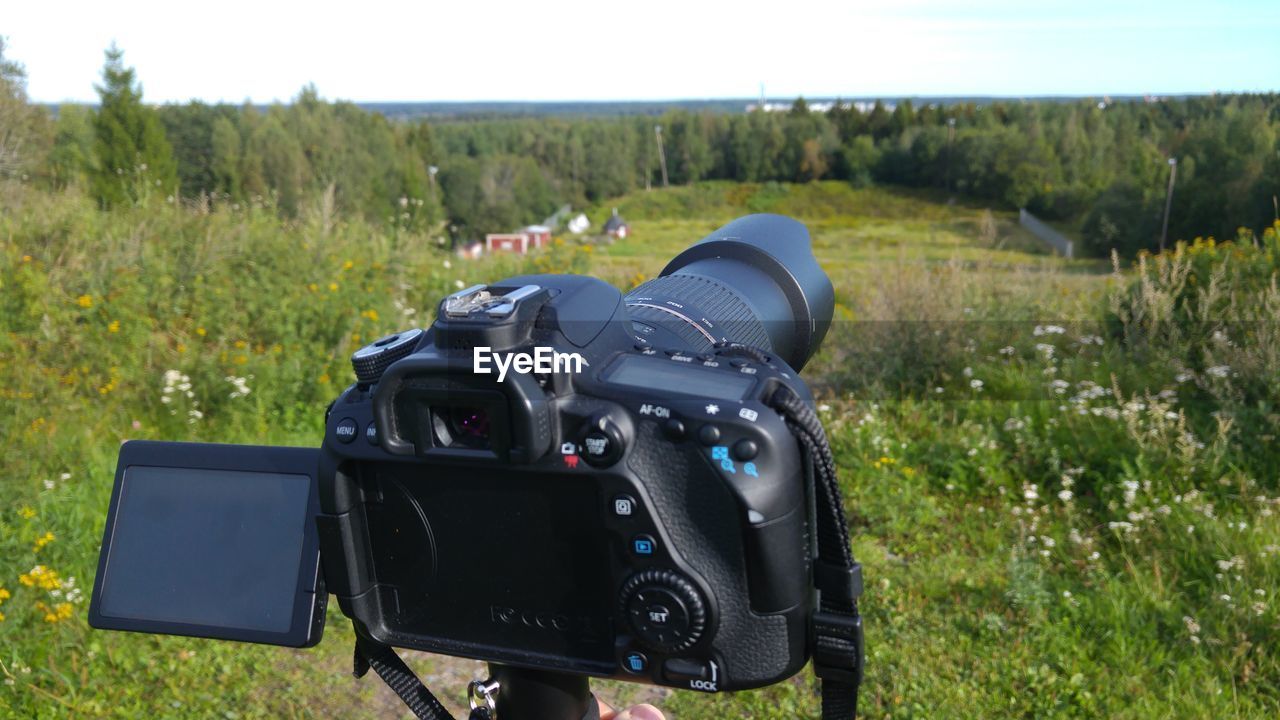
(351, 328, 423, 385)
(619, 569, 708, 654)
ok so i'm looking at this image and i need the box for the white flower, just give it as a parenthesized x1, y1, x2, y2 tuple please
(1058, 489, 1073, 502)
(1035, 343, 1056, 357)
(970, 379, 984, 390)
(455, 280, 465, 289)
(1205, 365, 1232, 378)
(1033, 325, 1066, 336)
(999, 346, 1016, 355)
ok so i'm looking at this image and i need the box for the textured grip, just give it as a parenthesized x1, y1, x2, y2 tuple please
(626, 273, 772, 351)
(626, 421, 794, 687)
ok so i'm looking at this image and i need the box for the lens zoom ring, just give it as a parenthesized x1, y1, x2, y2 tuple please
(627, 274, 772, 351)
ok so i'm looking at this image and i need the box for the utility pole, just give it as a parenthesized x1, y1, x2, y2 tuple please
(1159, 157, 1177, 253)
(654, 124, 669, 188)
(945, 118, 956, 194)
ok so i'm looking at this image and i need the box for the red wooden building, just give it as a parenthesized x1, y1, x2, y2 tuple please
(485, 225, 552, 255)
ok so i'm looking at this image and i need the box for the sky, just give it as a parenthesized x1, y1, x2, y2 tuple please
(5, 0, 1279, 104)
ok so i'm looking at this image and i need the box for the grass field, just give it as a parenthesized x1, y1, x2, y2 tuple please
(2, 180, 1278, 718)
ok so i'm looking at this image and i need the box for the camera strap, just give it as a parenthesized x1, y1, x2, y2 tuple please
(766, 384, 866, 720)
(353, 634, 486, 719)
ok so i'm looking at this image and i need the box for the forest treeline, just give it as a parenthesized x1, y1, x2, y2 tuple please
(4, 43, 1279, 256)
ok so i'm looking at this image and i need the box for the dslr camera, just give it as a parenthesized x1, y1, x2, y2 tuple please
(89, 215, 864, 720)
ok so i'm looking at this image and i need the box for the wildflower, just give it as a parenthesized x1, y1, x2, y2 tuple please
(19, 565, 61, 591)
(443, 259, 452, 269)
(1033, 325, 1066, 336)
(1175, 372, 1193, 383)
(77, 294, 93, 308)
(33, 531, 54, 552)
(1035, 343, 1055, 357)
(18, 505, 36, 520)
(455, 280, 466, 289)
(0, 588, 10, 604)
(999, 346, 1016, 355)
(1023, 485, 1039, 502)
(107, 320, 120, 333)
(329, 283, 339, 292)
(1205, 365, 1232, 378)
(1058, 489, 1073, 502)
(970, 379, 984, 390)
(1049, 379, 1069, 394)
(343, 260, 355, 269)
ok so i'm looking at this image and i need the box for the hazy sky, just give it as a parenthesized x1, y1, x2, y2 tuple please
(6, 0, 1279, 104)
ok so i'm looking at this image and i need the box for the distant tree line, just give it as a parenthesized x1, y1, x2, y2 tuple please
(6, 44, 1280, 256)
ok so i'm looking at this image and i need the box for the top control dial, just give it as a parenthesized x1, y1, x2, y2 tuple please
(619, 569, 708, 654)
(351, 328, 423, 385)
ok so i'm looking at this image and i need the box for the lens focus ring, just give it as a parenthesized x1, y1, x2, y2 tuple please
(626, 274, 771, 353)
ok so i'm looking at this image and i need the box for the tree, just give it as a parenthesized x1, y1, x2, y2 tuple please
(48, 104, 95, 187)
(209, 116, 242, 198)
(0, 38, 49, 179)
(91, 44, 177, 206)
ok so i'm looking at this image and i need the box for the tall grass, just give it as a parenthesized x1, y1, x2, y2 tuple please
(1, 180, 1277, 718)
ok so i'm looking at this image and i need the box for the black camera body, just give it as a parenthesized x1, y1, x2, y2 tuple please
(319, 273, 817, 691)
(89, 215, 858, 715)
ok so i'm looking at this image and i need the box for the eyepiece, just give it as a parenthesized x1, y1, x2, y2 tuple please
(625, 214, 834, 371)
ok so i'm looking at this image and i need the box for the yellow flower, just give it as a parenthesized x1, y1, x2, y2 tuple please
(318, 373, 331, 384)
(196, 327, 207, 337)
(234, 355, 248, 365)
(77, 294, 93, 308)
(176, 343, 187, 354)
(234, 340, 247, 349)
(22, 254, 32, 262)
(18, 506, 36, 520)
(20, 565, 61, 590)
(343, 260, 354, 270)
(328, 282, 339, 292)
(361, 309, 379, 321)
(107, 320, 120, 333)
(0, 610, 6, 622)
(308, 283, 318, 292)
(0, 587, 11, 603)
(33, 531, 55, 552)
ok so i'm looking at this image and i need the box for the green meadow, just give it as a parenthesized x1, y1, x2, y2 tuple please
(2, 181, 1277, 718)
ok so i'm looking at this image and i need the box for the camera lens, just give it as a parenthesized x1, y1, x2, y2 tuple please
(624, 214, 834, 371)
(432, 406, 492, 449)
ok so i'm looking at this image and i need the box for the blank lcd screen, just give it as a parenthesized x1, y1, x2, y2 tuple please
(98, 466, 312, 633)
(605, 355, 756, 401)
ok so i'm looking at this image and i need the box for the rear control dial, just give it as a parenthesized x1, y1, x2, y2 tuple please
(619, 569, 707, 653)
